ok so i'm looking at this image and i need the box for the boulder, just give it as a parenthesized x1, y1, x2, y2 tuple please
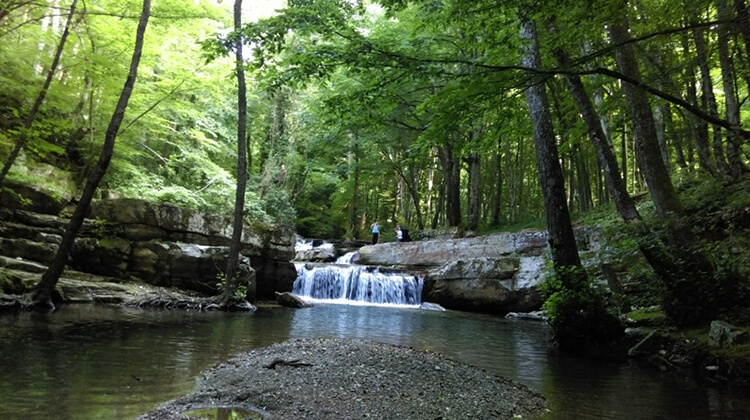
(294, 247, 335, 262)
(427, 278, 542, 314)
(275, 291, 313, 308)
(708, 320, 749, 348)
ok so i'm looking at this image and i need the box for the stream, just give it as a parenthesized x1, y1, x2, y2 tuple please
(1, 303, 748, 419)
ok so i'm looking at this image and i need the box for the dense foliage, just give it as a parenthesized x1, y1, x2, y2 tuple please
(1, 0, 748, 343)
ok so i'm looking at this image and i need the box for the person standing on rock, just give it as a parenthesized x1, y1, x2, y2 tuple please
(395, 225, 403, 242)
(370, 221, 380, 244)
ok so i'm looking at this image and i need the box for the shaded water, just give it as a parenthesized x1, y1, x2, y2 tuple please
(1, 304, 748, 419)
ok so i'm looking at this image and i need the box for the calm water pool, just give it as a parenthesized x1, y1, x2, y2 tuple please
(0, 303, 747, 419)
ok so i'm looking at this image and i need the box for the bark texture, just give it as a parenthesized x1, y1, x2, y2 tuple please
(32, 0, 151, 306)
(220, 0, 249, 306)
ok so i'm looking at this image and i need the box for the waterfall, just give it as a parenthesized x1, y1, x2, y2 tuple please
(292, 258, 423, 307)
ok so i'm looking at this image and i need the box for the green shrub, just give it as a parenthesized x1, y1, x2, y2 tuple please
(539, 264, 624, 352)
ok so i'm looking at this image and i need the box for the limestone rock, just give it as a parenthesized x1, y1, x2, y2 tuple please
(427, 257, 519, 281)
(0, 237, 57, 263)
(358, 232, 549, 267)
(0, 200, 296, 301)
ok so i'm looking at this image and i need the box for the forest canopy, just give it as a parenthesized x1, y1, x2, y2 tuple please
(1, 0, 748, 238)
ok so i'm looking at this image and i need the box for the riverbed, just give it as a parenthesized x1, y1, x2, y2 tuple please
(1, 303, 748, 419)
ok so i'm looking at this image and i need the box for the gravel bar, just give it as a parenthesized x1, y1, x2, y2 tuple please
(139, 338, 547, 419)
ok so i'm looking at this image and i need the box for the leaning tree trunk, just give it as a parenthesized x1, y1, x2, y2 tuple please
(610, 4, 717, 326)
(553, 48, 639, 222)
(555, 46, 686, 283)
(31, 0, 150, 307)
(520, 20, 582, 274)
(609, 14, 686, 224)
(220, 0, 249, 306)
(0, 0, 78, 187)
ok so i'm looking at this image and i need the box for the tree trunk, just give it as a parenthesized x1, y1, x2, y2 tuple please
(220, 0, 249, 306)
(555, 48, 640, 221)
(490, 136, 503, 227)
(438, 141, 461, 227)
(466, 152, 481, 231)
(693, 25, 732, 176)
(505, 138, 517, 222)
(620, 127, 628, 191)
(431, 179, 444, 229)
(0, 0, 78, 186)
(575, 148, 593, 211)
(609, 14, 685, 221)
(680, 32, 715, 175)
(406, 164, 425, 230)
(716, 0, 747, 178)
(665, 105, 688, 169)
(556, 46, 690, 287)
(734, 0, 750, 71)
(520, 20, 582, 272)
(31, 0, 150, 307)
(653, 101, 671, 171)
(349, 135, 360, 238)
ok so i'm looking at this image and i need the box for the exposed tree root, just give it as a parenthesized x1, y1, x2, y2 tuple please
(123, 289, 256, 311)
(0, 293, 38, 312)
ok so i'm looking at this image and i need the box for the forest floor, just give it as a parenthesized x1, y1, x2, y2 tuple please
(624, 309, 750, 389)
(138, 338, 548, 420)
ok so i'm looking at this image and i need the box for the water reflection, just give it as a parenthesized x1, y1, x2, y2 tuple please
(0, 304, 748, 419)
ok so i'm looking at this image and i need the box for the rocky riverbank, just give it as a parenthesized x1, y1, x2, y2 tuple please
(139, 338, 548, 420)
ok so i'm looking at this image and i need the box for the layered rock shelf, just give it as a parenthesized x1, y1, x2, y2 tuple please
(354, 228, 602, 314)
(0, 199, 297, 303)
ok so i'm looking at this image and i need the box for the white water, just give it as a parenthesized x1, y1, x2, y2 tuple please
(292, 258, 423, 308)
(335, 251, 358, 264)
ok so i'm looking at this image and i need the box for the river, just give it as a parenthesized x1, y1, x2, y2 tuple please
(1, 303, 748, 419)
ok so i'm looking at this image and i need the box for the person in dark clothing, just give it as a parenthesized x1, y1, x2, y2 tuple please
(401, 227, 412, 242)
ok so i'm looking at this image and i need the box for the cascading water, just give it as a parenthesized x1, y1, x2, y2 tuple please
(292, 251, 423, 307)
